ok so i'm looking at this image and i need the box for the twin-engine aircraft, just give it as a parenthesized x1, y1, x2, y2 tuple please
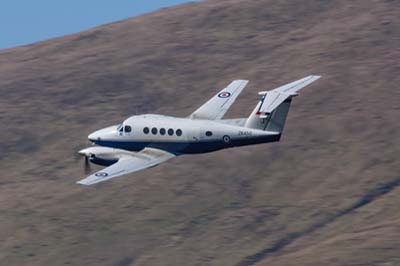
(77, 75, 321, 185)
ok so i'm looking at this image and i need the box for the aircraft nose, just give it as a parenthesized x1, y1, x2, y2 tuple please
(88, 125, 118, 142)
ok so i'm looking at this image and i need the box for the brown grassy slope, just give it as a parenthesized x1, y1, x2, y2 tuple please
(0, 0, 400, 266)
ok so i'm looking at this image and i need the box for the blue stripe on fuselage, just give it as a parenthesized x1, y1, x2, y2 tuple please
(92, 134, 281, 154)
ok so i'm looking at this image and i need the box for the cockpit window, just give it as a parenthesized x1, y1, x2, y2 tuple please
(117, 124, 123, 132)
(124, 125, 132, 133)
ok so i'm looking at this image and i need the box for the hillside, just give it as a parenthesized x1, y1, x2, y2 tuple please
(1, 0, 400, 265)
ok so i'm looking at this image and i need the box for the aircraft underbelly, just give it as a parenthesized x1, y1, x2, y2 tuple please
(93, 134, 280, 155)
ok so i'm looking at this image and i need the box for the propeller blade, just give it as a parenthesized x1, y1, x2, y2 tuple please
(77, 146, 93, 175)
(73, 142, 90, 161)
(84, 156, 91, 175)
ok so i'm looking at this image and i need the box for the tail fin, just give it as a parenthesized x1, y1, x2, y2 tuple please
(245, 75, 320, 133)
(245, 97, 292, 133)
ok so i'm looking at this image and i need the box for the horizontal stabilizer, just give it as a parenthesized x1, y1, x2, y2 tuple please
(259, 91, 292, 115)
(259, 75, 321, 96)
(258, 75, 320, 115)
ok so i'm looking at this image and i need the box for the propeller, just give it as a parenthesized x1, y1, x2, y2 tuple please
(72, 138, 97, 174)
(83, 155, 92, 175)
(76, 145, 94, 175)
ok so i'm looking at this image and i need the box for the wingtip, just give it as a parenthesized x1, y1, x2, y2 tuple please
(76, 180, 91, 186)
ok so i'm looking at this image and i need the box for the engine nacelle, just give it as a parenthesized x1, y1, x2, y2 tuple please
(78, 146, 128, 166)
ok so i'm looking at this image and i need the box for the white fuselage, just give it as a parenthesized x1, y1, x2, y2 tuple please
(88, 114, 281, 155)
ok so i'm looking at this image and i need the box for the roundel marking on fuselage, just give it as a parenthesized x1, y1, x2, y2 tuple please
(222, 135, 231, 143)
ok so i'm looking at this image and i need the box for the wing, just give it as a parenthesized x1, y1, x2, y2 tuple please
(77, 148, 176, 185)
(190, 80, 249, 120)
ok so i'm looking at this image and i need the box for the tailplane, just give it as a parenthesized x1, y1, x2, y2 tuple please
(245, 75, 321, 134)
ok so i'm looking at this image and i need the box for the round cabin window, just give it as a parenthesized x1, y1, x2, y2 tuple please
(152, 127, 158, 135)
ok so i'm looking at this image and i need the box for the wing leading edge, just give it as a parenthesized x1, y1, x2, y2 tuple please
(190, 80, 249, 120)
(77, 148, 176, 185)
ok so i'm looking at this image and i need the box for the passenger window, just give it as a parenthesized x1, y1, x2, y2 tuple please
(206, 131, 213, 137)
(143, 127, 149, 134)
(176, 129, 182, 136)
(124, 125, 132, 133)
(152, 127, 158, 135)
(160, 128, 166, 135)
(168, 129, 174, 136)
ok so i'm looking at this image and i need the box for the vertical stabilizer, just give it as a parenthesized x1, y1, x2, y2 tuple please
(245, 97, 292, 133)
(245, 75, 320, 134)
(265, 98, 291, 132)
